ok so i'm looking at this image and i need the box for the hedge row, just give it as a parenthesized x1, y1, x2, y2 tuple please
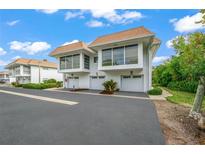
(148, 87, 162, 95)
(167, 80, 198, 93)
(22, 83, 57, 89)
(11, 78, 63, 89)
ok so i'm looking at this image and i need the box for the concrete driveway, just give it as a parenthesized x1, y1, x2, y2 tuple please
(0, 87, 164, 144)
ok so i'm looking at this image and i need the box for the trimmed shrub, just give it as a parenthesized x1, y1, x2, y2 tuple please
(22, 83, 57, 89)
(22, 83, 44, 89)
(43, 79, 57, 84)
(56, 81, 63, 88)
(148, 87, 162, 95)
(167, 80, 198, 93)
(11, 82, 23, 87)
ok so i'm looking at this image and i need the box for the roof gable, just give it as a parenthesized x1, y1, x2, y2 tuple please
(89, 26, 154, 47)
(50, 41, 94, 57)
(6, 58, 57, 69)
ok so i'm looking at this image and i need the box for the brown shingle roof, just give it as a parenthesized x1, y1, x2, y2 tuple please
(89, 26, 154, 47)
(50, 41, 94, 57)
(6, 58, 57, 69)
(0, 71, 8, 75)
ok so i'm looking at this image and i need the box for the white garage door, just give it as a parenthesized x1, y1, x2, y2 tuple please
(121, 75, 144, 92)
(67, 77, 79, 89)
(90, 76, 105, 90)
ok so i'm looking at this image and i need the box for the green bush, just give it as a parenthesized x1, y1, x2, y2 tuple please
(11, 82, 23, 87)
(102, 79, 117, 93)
(22, 83, 57, 89)
(56, 81, 63, 88)
(43, 79, 57, 84)
(167, 80, 198, 93)
(22, 83, 43, 89)
(148, 87, 162, 95)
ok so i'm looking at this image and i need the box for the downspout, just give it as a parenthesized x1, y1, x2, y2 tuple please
(38, 62, 41, 83)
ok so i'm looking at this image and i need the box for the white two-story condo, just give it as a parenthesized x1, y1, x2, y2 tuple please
(5, 58, 63, 84)
(0, 71, 9, 83)
(50, 26, 160, 92)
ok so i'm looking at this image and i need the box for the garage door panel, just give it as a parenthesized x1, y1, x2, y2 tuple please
(67, 77, 79, 89)
(90, 76, 105, 90)
(121, 75, 144, 92)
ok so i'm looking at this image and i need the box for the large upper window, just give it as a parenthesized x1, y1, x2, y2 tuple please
(65, 56, 72, 69)
(60, 54, 80, 70)
(102, 49, 112, 66)
(84, 54, 90, 69)
(23, 66, 30, 74)
(125, 44, 138, 64)
(113, 47, 124, 65)
(60, 57, 66, 70)
(72, 54, 80, 69)
(102, 44, 138, 67)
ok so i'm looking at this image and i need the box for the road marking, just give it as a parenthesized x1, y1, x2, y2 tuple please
(0, 89, 79, 105)
(45, 89, 151, 100)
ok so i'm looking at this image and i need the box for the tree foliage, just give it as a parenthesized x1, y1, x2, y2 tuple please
(153, 32, 205, 93)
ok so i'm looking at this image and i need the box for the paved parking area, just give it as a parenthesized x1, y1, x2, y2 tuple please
(0, 87, 164, 144)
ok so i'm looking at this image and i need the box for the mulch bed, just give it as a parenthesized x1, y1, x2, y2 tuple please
(99, 90, 114, 95)
(153, 100, 205, 144)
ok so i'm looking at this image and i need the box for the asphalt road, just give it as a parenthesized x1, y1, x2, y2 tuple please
(0, 87, 164, 144)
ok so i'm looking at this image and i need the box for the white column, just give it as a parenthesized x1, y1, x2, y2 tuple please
(20, 65, 23, 75)
(80, 52, 84, 69)
(98, 50, 102, 70)
(148, 49, 152, 90)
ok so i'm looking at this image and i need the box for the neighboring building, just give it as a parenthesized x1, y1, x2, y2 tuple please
(5, 58, 63, 84)
(0, 71, 9, 83)
(50, 26, 160, 92)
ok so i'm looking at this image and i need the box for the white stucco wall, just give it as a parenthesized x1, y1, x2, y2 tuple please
(30, 66, 63, 83)
(30, 66, 40, 83)
(40, 67, 63, 82)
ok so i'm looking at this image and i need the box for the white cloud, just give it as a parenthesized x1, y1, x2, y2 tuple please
(9, 41, 51, 55)
(89, 9, 143, 24)
(37, 9, 59, 14)
(153, 56, 170, 64)
(12, 56, 21, 60)
(62, 40, 79, 46)
(166, 39, 174, 48)
(0, 60, 8, 66)
(171, 13, 205, 33)
(86, 20, 104, 27)
(0, 47, 7, 56)
(64, 10, 144, 27)
(169, 18, 177, 23)
(65, 11, 84, 20)
(6, 20, 20, 26)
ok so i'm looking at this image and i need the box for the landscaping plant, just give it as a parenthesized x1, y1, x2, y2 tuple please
(102, 79, 117, 94)
(148, 87, 162, 95)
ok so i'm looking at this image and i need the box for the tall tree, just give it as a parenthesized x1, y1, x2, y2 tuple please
(197, 9, 205, 24)
(172, 33, 205, 119)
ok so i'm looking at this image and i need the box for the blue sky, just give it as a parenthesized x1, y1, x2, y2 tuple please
(0, 9, 204, 71)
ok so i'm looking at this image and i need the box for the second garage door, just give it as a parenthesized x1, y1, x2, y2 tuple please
(67, 77, 79, 89)
(90, 76, 105, 90)
(121, 75, 144, 92)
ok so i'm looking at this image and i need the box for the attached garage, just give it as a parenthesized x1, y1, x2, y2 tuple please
(121, 75, 144, 92)
(90, 76, 105, 90)
(67, 77, 79, 89)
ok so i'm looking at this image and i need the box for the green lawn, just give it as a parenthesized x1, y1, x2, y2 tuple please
(163, 87, 205, 111)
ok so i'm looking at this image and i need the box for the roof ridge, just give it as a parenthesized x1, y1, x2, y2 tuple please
(94, 26, 153, 40)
